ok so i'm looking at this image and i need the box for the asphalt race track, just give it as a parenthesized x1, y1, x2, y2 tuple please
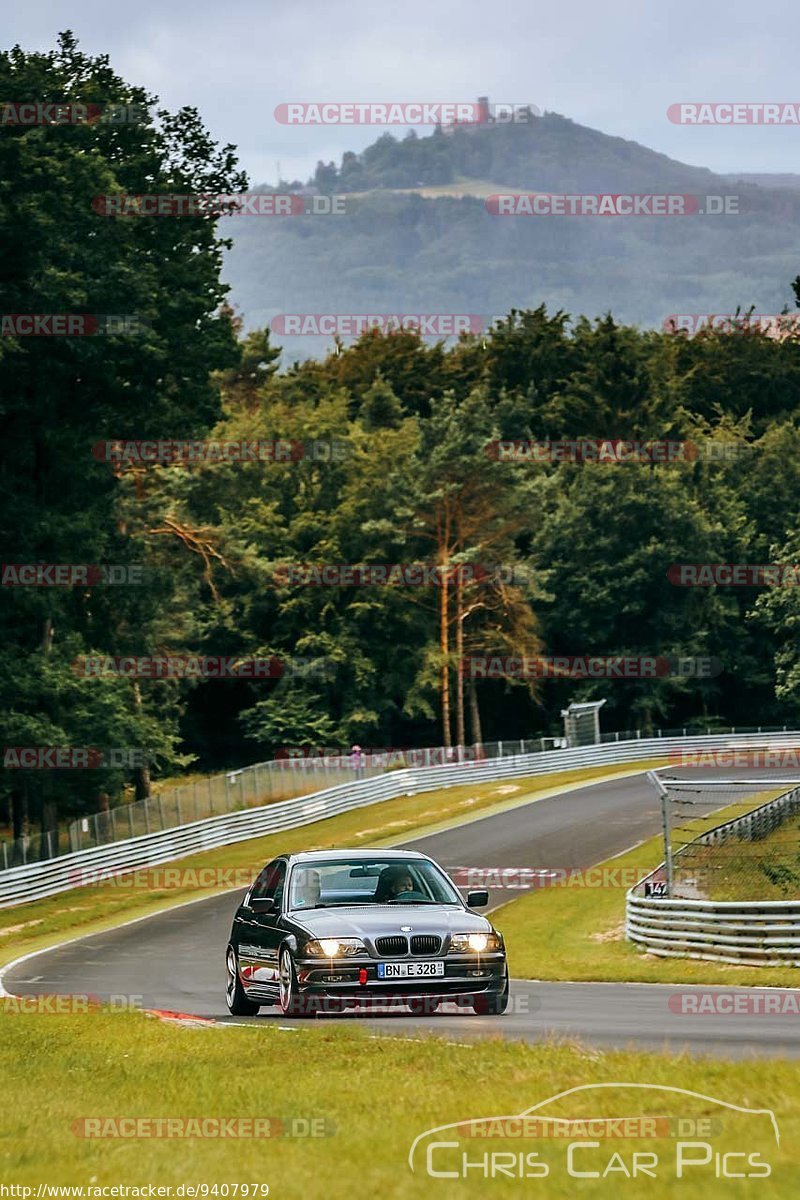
(5, 767, 800, 1058)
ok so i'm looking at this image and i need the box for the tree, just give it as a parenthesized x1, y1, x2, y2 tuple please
(0, 33, 246, 835)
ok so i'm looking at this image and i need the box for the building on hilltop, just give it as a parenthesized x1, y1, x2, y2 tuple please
(441, 96, 492, 135)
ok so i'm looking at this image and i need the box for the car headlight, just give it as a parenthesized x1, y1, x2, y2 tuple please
(450, 932, 503, 953)
(304, 938, 367, 957)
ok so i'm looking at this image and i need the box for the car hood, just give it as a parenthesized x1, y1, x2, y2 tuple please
(289, 905, 493, 940)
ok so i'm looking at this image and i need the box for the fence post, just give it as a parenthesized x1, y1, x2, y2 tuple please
(143, 797, 150, 834)
(110, 808, 117, 842)
(128, 805, 134, 839)
(498, 741, 503, 758)
(2, 842, 7, 871)
(157, 794, 166, 829)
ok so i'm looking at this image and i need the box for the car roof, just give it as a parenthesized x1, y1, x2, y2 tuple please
(283, 849, 431, 864)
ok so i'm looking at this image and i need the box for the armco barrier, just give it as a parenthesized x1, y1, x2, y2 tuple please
(3, 730, 800, 909)
(627, 783, 800, 965)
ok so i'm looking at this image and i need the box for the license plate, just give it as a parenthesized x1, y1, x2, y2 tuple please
(377, 960, 445, 979)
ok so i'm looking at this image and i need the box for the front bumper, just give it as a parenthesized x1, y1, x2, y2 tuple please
(295, 953, 507, 1002)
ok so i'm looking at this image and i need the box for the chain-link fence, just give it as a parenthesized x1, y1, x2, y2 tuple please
(2, 737, 552, 869)
(647, 775, 800, 900)
(2, 724, 795, 872)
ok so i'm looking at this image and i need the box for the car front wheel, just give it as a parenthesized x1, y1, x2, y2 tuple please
(279, 946, 316, 1017)
(225, 946, 261, 1016)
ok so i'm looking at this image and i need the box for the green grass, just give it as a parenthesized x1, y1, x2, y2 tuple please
(697, 814, 800, 901)
(0, 761, 665, 969)
(1, 1009, 797, 1198)
(3, 759, 799, 1197)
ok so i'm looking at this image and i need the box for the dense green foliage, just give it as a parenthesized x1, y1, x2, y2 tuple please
(2, 38, 800, 842)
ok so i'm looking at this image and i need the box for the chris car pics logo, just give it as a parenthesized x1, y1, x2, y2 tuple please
(408, 1084, 778, 1181)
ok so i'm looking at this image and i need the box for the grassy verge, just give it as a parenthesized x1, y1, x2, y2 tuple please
(0, 1009, 796, 1198)
(0, 761, 664, 969)
(699, 813, 800, 901)
(494, 799, 800, 988)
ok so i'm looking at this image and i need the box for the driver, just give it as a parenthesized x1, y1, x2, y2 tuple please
(375, 864, 416, 902)
(294, 868, 322, 908)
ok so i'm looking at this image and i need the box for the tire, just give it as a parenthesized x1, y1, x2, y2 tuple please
(472, 972, 509, 1016)
(278, 946, 316, 1017)
(225, 946, 261, 1016)
(408, 997, 440, 1015)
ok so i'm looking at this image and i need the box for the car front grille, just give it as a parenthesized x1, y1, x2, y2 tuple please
(376, 935, 408, 957)
(410, 935, 441, 955)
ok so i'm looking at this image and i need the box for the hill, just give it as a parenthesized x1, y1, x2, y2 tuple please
(222, 111, 800, 360)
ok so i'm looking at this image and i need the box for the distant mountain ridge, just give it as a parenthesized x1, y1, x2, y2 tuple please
(294, 109, 729, 195)
(223, 111, 800, 357)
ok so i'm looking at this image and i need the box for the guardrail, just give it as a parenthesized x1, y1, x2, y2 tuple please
(3, 738, 553, 868)
(4, 729, 800, 910)
(4, 724, 794, 869)
(627, 783, 800, 965)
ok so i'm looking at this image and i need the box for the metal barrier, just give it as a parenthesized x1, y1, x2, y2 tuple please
(4, 729, 800, 910)
(627, 784, 800, 965)
(3, 739, 546, 867)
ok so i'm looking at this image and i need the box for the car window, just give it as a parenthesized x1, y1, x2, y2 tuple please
(250, 859, 286, 907)
(286, 858, 462, 907)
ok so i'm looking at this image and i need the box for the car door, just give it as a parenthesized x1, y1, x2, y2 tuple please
(236, 858, 287, 992)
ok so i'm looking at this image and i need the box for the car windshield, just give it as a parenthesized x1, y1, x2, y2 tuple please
(287, 858, 462, 909)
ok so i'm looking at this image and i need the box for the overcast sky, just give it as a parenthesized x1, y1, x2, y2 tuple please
(6, 1, 800, 183)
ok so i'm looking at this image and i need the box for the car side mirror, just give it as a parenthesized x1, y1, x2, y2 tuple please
(251, 896, 276, 914)
(466, 889, 489, 908)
